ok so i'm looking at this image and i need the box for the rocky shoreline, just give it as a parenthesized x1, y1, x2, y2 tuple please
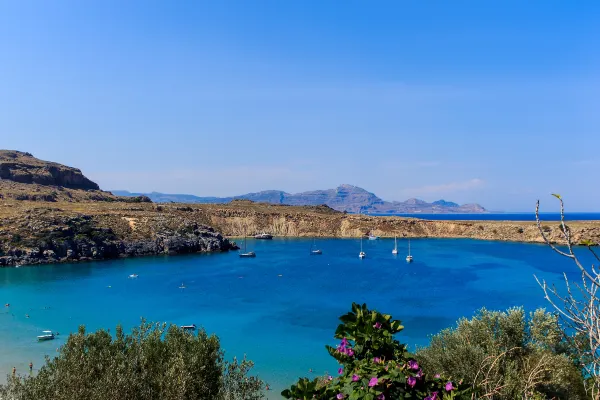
(2, 199, 598, 267)
(0, 209, 236, 267)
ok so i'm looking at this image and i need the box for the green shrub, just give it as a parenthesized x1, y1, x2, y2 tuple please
(0, 320, 264, 400)
(282, 303, 469, 400)
(416, 307, 585, 399)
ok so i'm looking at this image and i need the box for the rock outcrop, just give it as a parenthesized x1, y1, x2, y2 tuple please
(0, 209, 235, 266)
(0, 150, 99, 190)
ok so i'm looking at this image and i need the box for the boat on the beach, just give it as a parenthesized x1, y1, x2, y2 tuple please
(37, 331, 55, 341)
(406, 239, 413, 263)
(181, 324, 196, 331)
(239, 236, 256, 258)
(310, 238, 322, 255)
(392, 236, 398, 255)
(254, 233, 273, 240)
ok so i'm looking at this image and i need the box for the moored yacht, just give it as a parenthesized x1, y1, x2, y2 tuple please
(254, 233, 273, 240)
(37, 330, 55, 341)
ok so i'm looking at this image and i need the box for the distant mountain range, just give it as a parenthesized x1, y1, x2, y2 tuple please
(112, 184, 487, 214)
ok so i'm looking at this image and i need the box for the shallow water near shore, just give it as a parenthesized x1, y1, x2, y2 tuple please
(0, 238, 592, 398)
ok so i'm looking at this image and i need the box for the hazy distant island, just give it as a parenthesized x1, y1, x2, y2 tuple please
(112, 185, 487, 214)
(1, 150, 598, 267)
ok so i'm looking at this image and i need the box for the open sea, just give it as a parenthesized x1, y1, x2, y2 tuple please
(369, 212, 600, 221)
(0, 238, 595, 398)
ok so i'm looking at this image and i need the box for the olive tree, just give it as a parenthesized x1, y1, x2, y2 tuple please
(416, 307, 586, 399)
(0, 320, 264, 400)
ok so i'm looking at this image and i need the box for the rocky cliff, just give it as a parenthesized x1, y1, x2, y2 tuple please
(0, 151, 151, 203)
(0, 204, 235, 266)
(0, 150, 99, 190)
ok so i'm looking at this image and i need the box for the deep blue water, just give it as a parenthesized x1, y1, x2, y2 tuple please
(0, 238, 594, 398)
(368, 212, 600, 221)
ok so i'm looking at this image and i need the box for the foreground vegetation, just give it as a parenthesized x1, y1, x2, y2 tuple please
(0, 321, 264, 400)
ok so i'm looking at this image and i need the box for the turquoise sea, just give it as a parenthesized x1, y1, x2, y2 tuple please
(0, 238, 592, 398)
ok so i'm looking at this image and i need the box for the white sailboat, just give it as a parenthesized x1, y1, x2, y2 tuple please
(406, 239, 413, 263)
(392, 236, 398, 255)
(239, 236, 256, 258)
(359, 236, 366, 259)
(310, 238, 322, 255)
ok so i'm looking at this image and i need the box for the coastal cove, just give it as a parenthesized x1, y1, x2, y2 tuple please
(1, 238, 594, 398)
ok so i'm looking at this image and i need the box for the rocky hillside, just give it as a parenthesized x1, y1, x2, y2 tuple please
(0, 150, 99, 190)
(0, 150, 150, 203)
(114, 184, 487, 214)
(0, 150, 235, 265)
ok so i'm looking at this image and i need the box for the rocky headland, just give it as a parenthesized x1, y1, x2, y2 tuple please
(0, 151, 235, 266)
(1, 150, 598, 267)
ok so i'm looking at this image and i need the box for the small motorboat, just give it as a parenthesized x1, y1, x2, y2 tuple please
(37, 331, 55, 341)
(368, 233, 380, 240)
(179, 283, 186, 289)
(254, 233, 273, 240)
(181, 324, 196, 331)
(128, 274, 138, 279)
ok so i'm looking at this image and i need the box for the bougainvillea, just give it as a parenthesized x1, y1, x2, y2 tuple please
(282, 303, 470, 400)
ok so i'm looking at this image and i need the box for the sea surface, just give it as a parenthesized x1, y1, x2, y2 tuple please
(0, 238, 594, 398)
(369, 212, 600, 221)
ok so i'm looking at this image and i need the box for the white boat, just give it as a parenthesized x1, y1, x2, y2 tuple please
(37, 330, 55, 341)
(181, 324, 196, 331)
(392, 236, 398, 255)
(368, 233, 379, 240)
(406, 239, 413, 263)
(359, 236, 366, 259)
(128, 274, 138, 279)
(239, 237, 256, 258)
(310, 238, 322, 255)
(254, 233, 273, 240)
(179, 283, 186, 289)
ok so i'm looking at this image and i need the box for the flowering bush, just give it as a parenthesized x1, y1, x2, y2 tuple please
(282, 303, 470, 400)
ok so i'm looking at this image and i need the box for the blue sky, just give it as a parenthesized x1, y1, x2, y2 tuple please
(1, 1, 598, 211)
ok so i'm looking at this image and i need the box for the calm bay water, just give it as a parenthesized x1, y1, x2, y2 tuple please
(0, 238, 592, 398)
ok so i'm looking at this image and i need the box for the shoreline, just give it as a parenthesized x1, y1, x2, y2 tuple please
(1, 199, 599, 267)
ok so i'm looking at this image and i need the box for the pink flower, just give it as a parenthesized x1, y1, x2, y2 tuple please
(328, 376, 333, 381)
(377, 394, 385, 400)
(434, 373, 441, 379)
(338, 367, 343, 374)
(352, 374, 360, 382)
(347, 348, 354, 357)
(407, 376, 416, 388)
(373, 357, 381, 364)
(408, 360, 419, 370)
(445, 382, 454, 391)
(337, 394, 344, 399)
(373, 322, 382, 329)
(369, 377, 378, 387)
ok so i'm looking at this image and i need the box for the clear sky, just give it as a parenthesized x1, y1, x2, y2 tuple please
(1, 1, 598, 211)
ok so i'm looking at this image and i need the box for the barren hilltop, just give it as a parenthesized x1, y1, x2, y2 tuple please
(0, 150, 598, 267)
